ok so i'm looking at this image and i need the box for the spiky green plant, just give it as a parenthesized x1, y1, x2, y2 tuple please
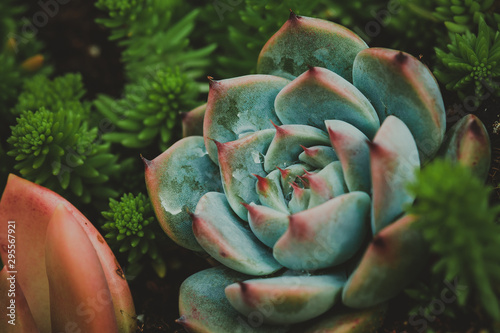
(101, 192, 167, 278)
(407, 158, 500, 320)
(434, 17, 500, 103)
(95, 0, 215, 80)
(6, 107, 120, 204)
(434, 0, 495, 33)
(94, 66, 198, 151)
(12, 73, 89, 116)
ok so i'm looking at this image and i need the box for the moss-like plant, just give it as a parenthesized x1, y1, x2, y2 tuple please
(7, 107, 120, 204)
(434, 17, 500, 103)
(434, 0, 495, 33)
(94, 66, 198, 151)
(407, 159, 500, 321)
(95, 0, 215, 79)
(101, 192, 166, 278)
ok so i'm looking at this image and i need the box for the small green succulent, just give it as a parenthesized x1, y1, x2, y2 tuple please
(12, 73, 89, 117)
(95, 0, 215, 79)
(7, 107, 119, 204)
(434, 0, 495, 33)
(407, 157, 500, 320)
(95, 66, 198, 151)
(101, 192, 166, 278)
(434, 17, 500, 103)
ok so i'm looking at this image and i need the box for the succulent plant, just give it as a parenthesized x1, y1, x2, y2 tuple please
(433, 0, 495, 33)
(434, 17, 500, 103)
(101, 192, 167, 278)
(145, 13, 491, 331)
(0, 174, 136, 332)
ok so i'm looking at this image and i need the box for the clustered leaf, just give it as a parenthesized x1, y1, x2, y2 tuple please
(407, 159, 500, 320)
(434, 17, 500, 102)
(101, 192, 166, 278)
(434, 0, 495, 33)
(95, 66, 198, 151)
(6, 74, 120, 205)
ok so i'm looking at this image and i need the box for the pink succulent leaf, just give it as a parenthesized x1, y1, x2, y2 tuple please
(244, 202, 289, 248)
(274, 67, 380, 138)
(258, 14, 368, 81)
(298, 145, 338, 169)
(145, 136, 223, 251)
(225, 273, 346, 325)
(182, 103, 207, 138)
(326, 120, 371, 193)
(273, 192, 370, 271)
(353, 48, 446, 162)
(45, 205, 118, 332)
(193, 192, 282, 276)
(370, 116, 420, 235)
(342, 215, 428, 308)
(264, 124, 330, 172)
(439, 114, 491, 181)
(204, 75, 289, 165)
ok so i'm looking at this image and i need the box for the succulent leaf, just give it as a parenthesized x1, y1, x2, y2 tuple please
(193, 192, 282, 276)
(245, 203, 289, 248)
(225, 273, 346, 325)
(178, 266, 287, 333)
(216, 129, 275, 221)
(326, 120, 371, 193)
(204, 75, 289, 165)
(273, 192, 370, 271)
(274, 67, 380, 138)
(182, 103, 206, 138)
(370, 116, 420, 235)
(258, 14, 368, 81)
(144, 136, 223, 251)
(298, 145, 338, 169)
(342, 214, 428, 308)
(353, 48, 446, 161)
(439, 114, 491, 180)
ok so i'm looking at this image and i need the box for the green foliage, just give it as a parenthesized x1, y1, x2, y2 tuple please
(95, 66, 198, 151)
(434, 17, 500, 103)
(434, 0, 495, 34)
(206, 0, 329, 77)
(12, 73, 89, 116)
(101, 192, 166, 278)
(406, 159, 500, 321)
(95, 0, 215, 80)
(6, 74, 121, 205)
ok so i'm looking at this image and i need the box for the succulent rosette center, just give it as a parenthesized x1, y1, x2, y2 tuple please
(146, 13, 490, 332)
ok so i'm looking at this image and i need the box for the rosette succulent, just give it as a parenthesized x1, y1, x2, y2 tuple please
(145, 13, 491, 332)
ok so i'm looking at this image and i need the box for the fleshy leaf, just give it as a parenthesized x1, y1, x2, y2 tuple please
(302, 303, 387, 333)
(178, 267, 287, 333)
(306, 162, 347, 209)
(264, 124, 330, 172)
(370, 116, 420, 235)
(258, 14, 368, 81)
(353, 48, 446, 161)
(298, 145, 338, 169)
(0, 266, 38, 333)
(288, 184, 311, 214)
(182, 103, 206, 138)
(342, 215, 428, 308)
(244, 203, 289, 248)
(193, 192, 282, 276)
(326, 120, 371, 193)
(254, 170, 288, 214)
(45, 205, 118, 332)
(0, 175, 136, 333)
(274, 67, 380, 138)
(439, 114, 491, 181)
(145, 136, 223, 251)
(274, 192, 370, 270)
(217, 129, 275, 221)
(204, 75, 289, 164)
(225, 273, 345, 325)
(278, 164, 313, 199)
